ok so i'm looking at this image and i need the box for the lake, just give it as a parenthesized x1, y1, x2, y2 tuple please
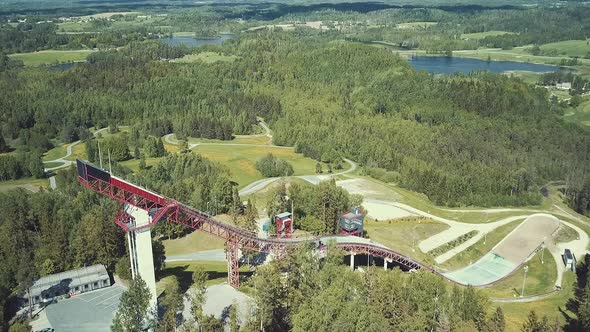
(408, 56, 560, 74)
(160, 34, 236, 47)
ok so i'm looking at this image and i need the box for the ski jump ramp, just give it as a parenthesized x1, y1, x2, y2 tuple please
(443, 214, 560, 286)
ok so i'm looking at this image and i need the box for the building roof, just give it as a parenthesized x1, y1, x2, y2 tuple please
(342, 212, 363, 220)
(30, 264, 109, 297)
(276, 212, 292, 219)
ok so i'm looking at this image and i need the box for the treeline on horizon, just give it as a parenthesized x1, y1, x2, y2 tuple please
(2, 3, 590, 56)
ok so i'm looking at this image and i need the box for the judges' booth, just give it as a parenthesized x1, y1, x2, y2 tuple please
(340, 207, 365, 237)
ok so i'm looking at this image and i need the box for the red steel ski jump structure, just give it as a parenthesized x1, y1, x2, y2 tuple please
(76, 160, 433, 288)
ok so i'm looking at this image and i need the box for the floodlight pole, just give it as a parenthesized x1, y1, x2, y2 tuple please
(521, 265, 529, 297)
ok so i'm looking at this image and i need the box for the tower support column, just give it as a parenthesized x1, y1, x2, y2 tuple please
(227, 241, 240, 288)
(350, 253, 356, 271)
(126, 205, 158, 317)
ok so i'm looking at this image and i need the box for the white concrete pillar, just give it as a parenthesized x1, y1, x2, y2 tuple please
(384, 259, 388, 270)
(127, 232, 137, 279)
(127, 205, 158, 315)
(350, 253, 355, 271)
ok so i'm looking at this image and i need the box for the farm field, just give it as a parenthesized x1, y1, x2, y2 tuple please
(176, 52, 239, 64)
(9, 50, 94, 66)
(462, 31, 514, 39)
(540, 39, 590, 58)
(396, 21, 437, 29)
(192, 144, 322, 187)
(0, 177, 48, 192)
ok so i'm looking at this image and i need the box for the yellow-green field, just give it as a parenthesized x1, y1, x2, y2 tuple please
(364, 217, 449, 265)
(9, 50, 94, 66)
(192, 145, 323, 187)
(462, 31, 514, 39)
(162, 230, 225, 256)
(177, 52, 239, 64)
(540, 39, 590, 58)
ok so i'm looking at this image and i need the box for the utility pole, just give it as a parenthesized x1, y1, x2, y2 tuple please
(521, 265, 529, 297)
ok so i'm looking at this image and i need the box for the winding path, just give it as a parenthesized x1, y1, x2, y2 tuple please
(43, 127, 109, 172)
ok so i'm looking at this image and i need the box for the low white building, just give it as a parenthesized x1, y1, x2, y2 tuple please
(556, 82, 572, 90)
(26, 264, 111, 305)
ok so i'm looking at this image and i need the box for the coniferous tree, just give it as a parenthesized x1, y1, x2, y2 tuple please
(112, 277, 152, 332)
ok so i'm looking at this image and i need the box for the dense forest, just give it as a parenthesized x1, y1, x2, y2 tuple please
(2, 32, 590, 207)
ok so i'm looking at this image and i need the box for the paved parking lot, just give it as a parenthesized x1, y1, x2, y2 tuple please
(44, 285, 124, 332)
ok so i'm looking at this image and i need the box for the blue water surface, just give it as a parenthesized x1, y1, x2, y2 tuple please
(409, 56, 560, 74)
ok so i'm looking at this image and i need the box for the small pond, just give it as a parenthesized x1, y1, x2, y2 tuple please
(408, 56, 560, 74)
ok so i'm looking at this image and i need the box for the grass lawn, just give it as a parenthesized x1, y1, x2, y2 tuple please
(192, 145, 322, 188)
(64, 142, 86, 161)
(364, 217, 449, 265)
(184, 135, 271, 146)
(42, 144, 67, 161)
(43, 161, 64, 169)
(504, 70, 542, 85)
(462, 31, 514, 39)
(0, 178, 48, 192)
(439, 219, 525, 270)
(177, 52, 239, 64)
(9, 50, 94, 66)
(120, 157, 165, 173)
(57, 21, 92, 32)
(163, 230, 225, 256)
(540, 39, 590, 58)
(483, 249, 557, 298)
(495, 271, 576, 331)
(157, 260, 250, 294)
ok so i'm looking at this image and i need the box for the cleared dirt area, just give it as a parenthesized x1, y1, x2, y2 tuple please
(493, 214, 560, 264)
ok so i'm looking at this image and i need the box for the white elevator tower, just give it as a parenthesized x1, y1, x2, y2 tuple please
(126, 204, 158, 315)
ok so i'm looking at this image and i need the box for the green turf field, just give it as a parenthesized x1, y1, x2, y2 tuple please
(9, 50, 94, 66)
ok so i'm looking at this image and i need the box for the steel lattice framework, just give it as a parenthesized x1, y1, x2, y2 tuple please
(76, 160, 435, 288)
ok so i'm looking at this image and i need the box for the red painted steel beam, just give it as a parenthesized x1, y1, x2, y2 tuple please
(76, 160, 436, 277)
